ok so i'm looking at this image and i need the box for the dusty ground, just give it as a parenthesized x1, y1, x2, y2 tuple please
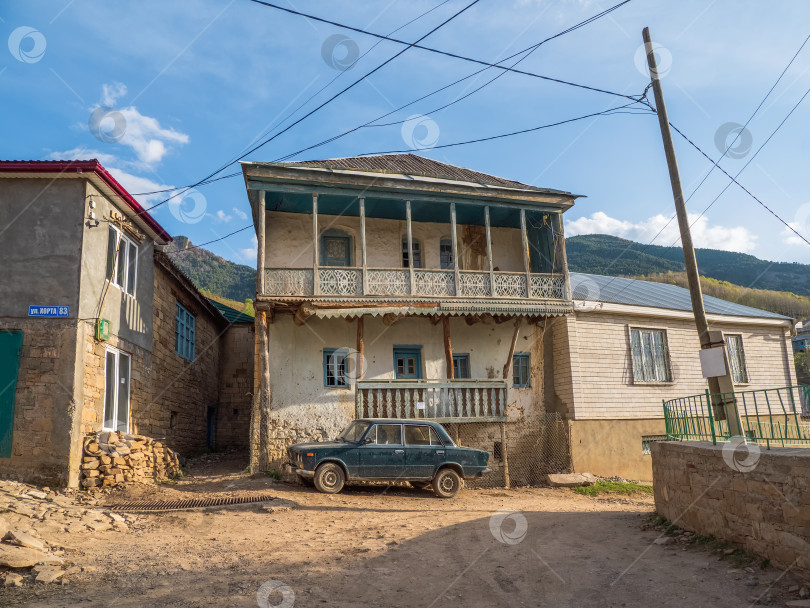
(1, 452, 807, 608)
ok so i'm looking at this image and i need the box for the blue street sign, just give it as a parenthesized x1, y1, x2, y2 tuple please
(28, 305, 69, 318)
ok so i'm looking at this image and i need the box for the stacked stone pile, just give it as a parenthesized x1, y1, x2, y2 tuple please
(80, 431, 182, 489)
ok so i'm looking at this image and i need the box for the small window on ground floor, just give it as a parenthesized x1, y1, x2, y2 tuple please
(324, 348, 349, 388)
(513, 352, 530, 388)
(642, 435, 668, 455)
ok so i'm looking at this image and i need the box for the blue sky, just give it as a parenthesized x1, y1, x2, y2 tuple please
(2, 0, 810, 273)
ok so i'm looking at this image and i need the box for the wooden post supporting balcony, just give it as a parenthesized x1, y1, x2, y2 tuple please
(551, 212, 571, 300)
(312, 193, 320, 296)
(443, 316, 454, 379)
(356, 315, 364, 381)
(255, 189, 266, 295)
(406, 200, 415, 295)
(503, 317, 521, 380)
(520, 209, 531, 298)
(484, 206, 494, 296)
(450, 202, 460, 296)
(359, 197, 368, 295)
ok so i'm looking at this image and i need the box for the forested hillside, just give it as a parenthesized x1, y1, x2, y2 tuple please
(166, 236, 256, 302)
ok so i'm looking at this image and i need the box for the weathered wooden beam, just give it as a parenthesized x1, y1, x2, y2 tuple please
(356, 315, 364, 380)
(485, 206, 494, 296)
(406, 200, 414, 294)
(450, 202, 460, 294)
(359, 197, 368, 295)
(502, 317, 522, 380)
(294, 303, 315, 326)
(255, 190, 266, 296)
(312, 193, 320, 296)
(443, 316, 454, 379)
(520, 208, 531, 298)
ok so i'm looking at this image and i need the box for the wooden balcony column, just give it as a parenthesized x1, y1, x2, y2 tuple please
(484, 206, 494, 297)
(520, 209, 531, 298)
(359, 196, 368, 296)
(312, 193, 319, 296)
(450, 202, 460, 296)
(406, 199, 414, 295)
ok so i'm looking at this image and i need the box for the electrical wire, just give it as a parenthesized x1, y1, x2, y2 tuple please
(166, 224, 255, 255)
(138, 0, 482, 219)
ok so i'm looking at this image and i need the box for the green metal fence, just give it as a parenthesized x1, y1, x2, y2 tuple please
(663, 385, 810, 447)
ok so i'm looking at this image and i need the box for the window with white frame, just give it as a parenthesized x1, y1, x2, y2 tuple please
(105, 225, 138, 296)
(630, 328, 672, 383)
(103, 347, 131, 432)
(725, 334, 749, 383)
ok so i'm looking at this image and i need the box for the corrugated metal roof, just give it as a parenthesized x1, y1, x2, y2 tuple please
(275, 153, 571, 195)
(208, 299, 255, 324)
(570, 273, 790, 320)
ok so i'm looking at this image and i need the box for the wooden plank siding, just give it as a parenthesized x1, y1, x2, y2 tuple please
(553, 311, 796, 421)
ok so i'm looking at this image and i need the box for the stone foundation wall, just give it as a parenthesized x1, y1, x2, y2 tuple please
(80, 431, 182, 488)
(216, 324, 253, 449)
(652, 441, 810, 577)
(0, 320, 81, 487)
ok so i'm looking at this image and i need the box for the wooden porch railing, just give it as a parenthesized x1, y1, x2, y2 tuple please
(356, 379, 508, 422)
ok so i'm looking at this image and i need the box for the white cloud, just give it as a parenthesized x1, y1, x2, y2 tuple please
(780, 222, 810, 247)
(215, 209, 232, 223)
(47, 147, 175, 206)
(101, 82, 127, 106)
(232, 207, 248, 220)
(239, 234, 258, 262)
(565, 211, 758, 253)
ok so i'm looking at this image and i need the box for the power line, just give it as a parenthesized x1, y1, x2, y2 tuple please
(137, 0, 481, 218)
(247, 0, 636, 102)
(166, 224, 254, 254)
(356, 101, 653, 156)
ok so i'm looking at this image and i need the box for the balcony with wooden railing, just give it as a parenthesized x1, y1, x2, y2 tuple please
(356, 379, 508, 423)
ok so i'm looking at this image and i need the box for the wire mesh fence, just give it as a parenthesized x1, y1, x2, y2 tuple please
(443, 412, 572, 489)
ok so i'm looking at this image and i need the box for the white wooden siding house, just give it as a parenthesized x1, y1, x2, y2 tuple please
(242, 154, 577, 480)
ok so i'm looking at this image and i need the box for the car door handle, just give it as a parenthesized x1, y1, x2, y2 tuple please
(394, 449, 404, 454)
(436, 450, 445, 454)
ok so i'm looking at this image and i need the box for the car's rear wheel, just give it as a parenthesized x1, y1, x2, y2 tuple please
(432, 468, 461, 498)
(313, 462, 345, 494)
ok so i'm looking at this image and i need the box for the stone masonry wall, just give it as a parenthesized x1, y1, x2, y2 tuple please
(216, 324, 253, 449)
(0, 320, 81, 487)
(652, 441, 810, 577)
(141, 261, 222, 454)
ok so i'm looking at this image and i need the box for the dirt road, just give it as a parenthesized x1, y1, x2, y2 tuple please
(1, 453, 805, 607)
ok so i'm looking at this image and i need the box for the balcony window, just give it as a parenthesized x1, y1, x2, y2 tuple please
(105, 225, 138, 296)
(402, 238, 422, 268)
(175, 303, 196, 361)
(321, 231, 352, 267)
(440, 238, 454, 269)
(453, 354, 470, 379)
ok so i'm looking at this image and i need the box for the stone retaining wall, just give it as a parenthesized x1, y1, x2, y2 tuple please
(80, 431, 182, 489)
(652, 441, 810, 577)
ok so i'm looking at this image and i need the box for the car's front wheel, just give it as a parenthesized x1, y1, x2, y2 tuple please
(432, 468, 461, 498)
(313, 462, 345, 494)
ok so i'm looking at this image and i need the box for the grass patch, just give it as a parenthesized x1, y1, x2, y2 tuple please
(574, 481, 654, 497)
(265, 470, 282, 481)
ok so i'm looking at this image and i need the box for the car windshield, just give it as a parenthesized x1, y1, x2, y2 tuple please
(337, 421, 371, 442)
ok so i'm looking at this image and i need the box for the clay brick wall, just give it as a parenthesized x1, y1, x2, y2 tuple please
(652, 441, 810, 577)
(141, 259, 222, 454)
(0, 320, 81, 487)
(216, 323, 253, 449)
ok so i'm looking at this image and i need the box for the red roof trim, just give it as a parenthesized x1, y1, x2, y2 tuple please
(0, 160, 172, 243)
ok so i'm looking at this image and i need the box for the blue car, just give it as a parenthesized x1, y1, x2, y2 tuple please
(284, 419, 491, 498)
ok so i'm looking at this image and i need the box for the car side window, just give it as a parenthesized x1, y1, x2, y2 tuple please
(404, 425, 431, 446)
(429, 427, 443, 446)
(372, 424, 402, 445)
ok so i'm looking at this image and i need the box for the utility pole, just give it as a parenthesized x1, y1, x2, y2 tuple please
(642, 27, 743, 437)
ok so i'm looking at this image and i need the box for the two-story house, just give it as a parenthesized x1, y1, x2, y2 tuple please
(0, 160, 254, 487)
(241, 154, 577, 481)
